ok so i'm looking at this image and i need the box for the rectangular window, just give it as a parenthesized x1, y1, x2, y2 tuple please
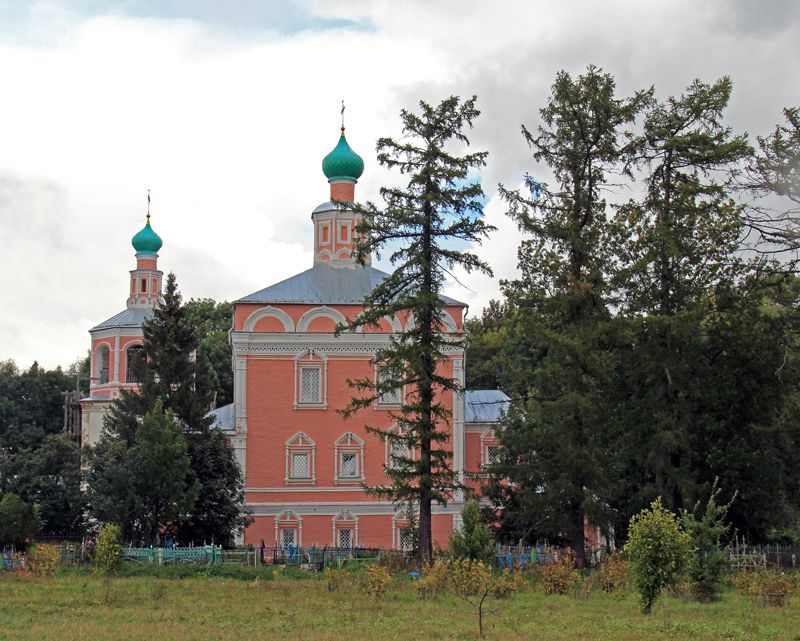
(291, 452, 310, 479)
(378, 367, 401, 405)
(486, 445, 498, 465)
(140, 278, 148, 293)
(338, 528, 352, 549)
(390, 441, 410, 469)
(280, 528, 296, 548)
(338, 221, 350, 243)
(399, 528, 414, 552)
(340, 452, 359, 478)
(299, 367, 322, 404)
(321, 224, 330, 245)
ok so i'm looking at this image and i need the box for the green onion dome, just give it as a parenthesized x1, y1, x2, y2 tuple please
(322, 130, 364, 181)
(131, 215, 163, 255)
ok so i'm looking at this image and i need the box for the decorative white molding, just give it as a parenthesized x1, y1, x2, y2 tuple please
(285, 431, 316, 484)
(405, 310, 459, 333)
(232, 336, 465, 356)
(297, 306, 348, 332)
(332, 509, 359, 547)
(243, 305, 296, 332)
(293, 351, 328, 409)
(334, 432, 365, 484)
(247, 501, 466, 516)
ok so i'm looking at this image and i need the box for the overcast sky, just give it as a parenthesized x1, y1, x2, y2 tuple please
(1, 0, 799, 369)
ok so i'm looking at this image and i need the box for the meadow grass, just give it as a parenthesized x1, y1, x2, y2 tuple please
(0, 570, 798, 641)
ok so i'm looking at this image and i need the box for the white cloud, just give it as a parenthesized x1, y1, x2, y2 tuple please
(1, 1, 799, 367)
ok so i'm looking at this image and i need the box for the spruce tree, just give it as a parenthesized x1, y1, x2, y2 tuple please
(87, 274, 248, 544)
(341, 96, 494, 565)
(489, 67, 650, 568)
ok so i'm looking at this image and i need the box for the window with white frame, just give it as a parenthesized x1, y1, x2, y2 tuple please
(334, 432, 364, 483)
(399, 528, 415, 552)
(280, 527, 296, 548)
(377, 365, 401, 406)
(96, 346, 110, 385)
(385, 427, 413, 472)
(486, 444, 499, 465)
(299, 366, 321, 404)
(285, 432, 315, 483)
(338, 528, 353, 549)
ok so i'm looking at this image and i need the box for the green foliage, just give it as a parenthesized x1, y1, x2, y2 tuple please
(489, 66, 650, 568)
(624, 498, 692, 613)
(87, 274, 248, 546)
(0, 492, 40, 547)
(0, 361, 85, 534)
(87, 401, 196, 545)
(417, 558, 451, 597)
(94, 523, 122, 576)
(184, 298, 234, 407)
(342, 96, 493, 565)
(449, 500, 495, 563)
(681, 480, 735, 602)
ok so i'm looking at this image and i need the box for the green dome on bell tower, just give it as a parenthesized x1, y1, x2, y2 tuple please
(131, 213, 163, 255)
(322, 129, 364, 182)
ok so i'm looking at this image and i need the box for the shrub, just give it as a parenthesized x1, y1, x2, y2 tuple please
(596, 552, 629, 593)
(417, 558, 451, 597)
(450, 559, 521, 638)
(539, 552, 578, 595)
(681, 480, 735, 602)
(94, 523, 122, 576)
(733, 569, 794, 607)
(363, 564, 392, 599)
(624, 498, 691, 614)
(324, 567, 348, 592)
(27, 543, 60, 576)
(449, 500, 495, 564)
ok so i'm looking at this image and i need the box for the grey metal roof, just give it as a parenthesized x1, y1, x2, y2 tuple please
(465, 389, 510, 423)
(208, 402, 235, 432)
(237, 263, 463, 306)
(90, 307, 152, 331)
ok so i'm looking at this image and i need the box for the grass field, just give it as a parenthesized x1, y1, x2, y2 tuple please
(0, 569, 798, 641)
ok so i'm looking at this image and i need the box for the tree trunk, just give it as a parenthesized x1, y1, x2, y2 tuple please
(570, 508, 588, 570)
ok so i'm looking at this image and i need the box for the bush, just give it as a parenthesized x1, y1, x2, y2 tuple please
(363, 564, 392, 599)
(94, 524, 122, 576)
(450, 559, 521, 638)
(324, 567, 348, 592)
(539, 552, 578, 595)
(624, 498, 691, 614)
(417, 558, 451, 597)
(596, 552, 629, 593)
(732, 569, 795, 607)
(27, 543, 60, 576)
(449, 500, 495, 564)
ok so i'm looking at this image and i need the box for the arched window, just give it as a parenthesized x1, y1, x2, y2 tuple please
(125, 345, 144, 383)
(96, 346, 110, 385)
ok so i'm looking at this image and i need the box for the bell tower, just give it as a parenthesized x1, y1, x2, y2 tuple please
(127, 194, 164, 308)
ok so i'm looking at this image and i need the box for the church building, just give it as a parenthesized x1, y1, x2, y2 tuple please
(83, 122, 509, 551)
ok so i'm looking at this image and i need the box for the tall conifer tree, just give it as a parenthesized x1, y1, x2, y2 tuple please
(489, 67, 650, 567)
(342, 96, 493, 565)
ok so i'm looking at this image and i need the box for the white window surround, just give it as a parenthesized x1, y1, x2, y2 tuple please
(480, 430, 499, 467)
(285, 432, 316, 484)
(95, 344, 111, 385)
(332, 510, 358, 547)
(293, 352, 327, 409)
(392, 509, 416, 550)
(124, 343, 143, 384)
(334, 432, 365, 484)
(275, 510, 302, 547)
(374, 364, 402, 407)
(337, 220, 351, 243)
(384, 426, 414, 473)
(319, 220, 332, 246)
